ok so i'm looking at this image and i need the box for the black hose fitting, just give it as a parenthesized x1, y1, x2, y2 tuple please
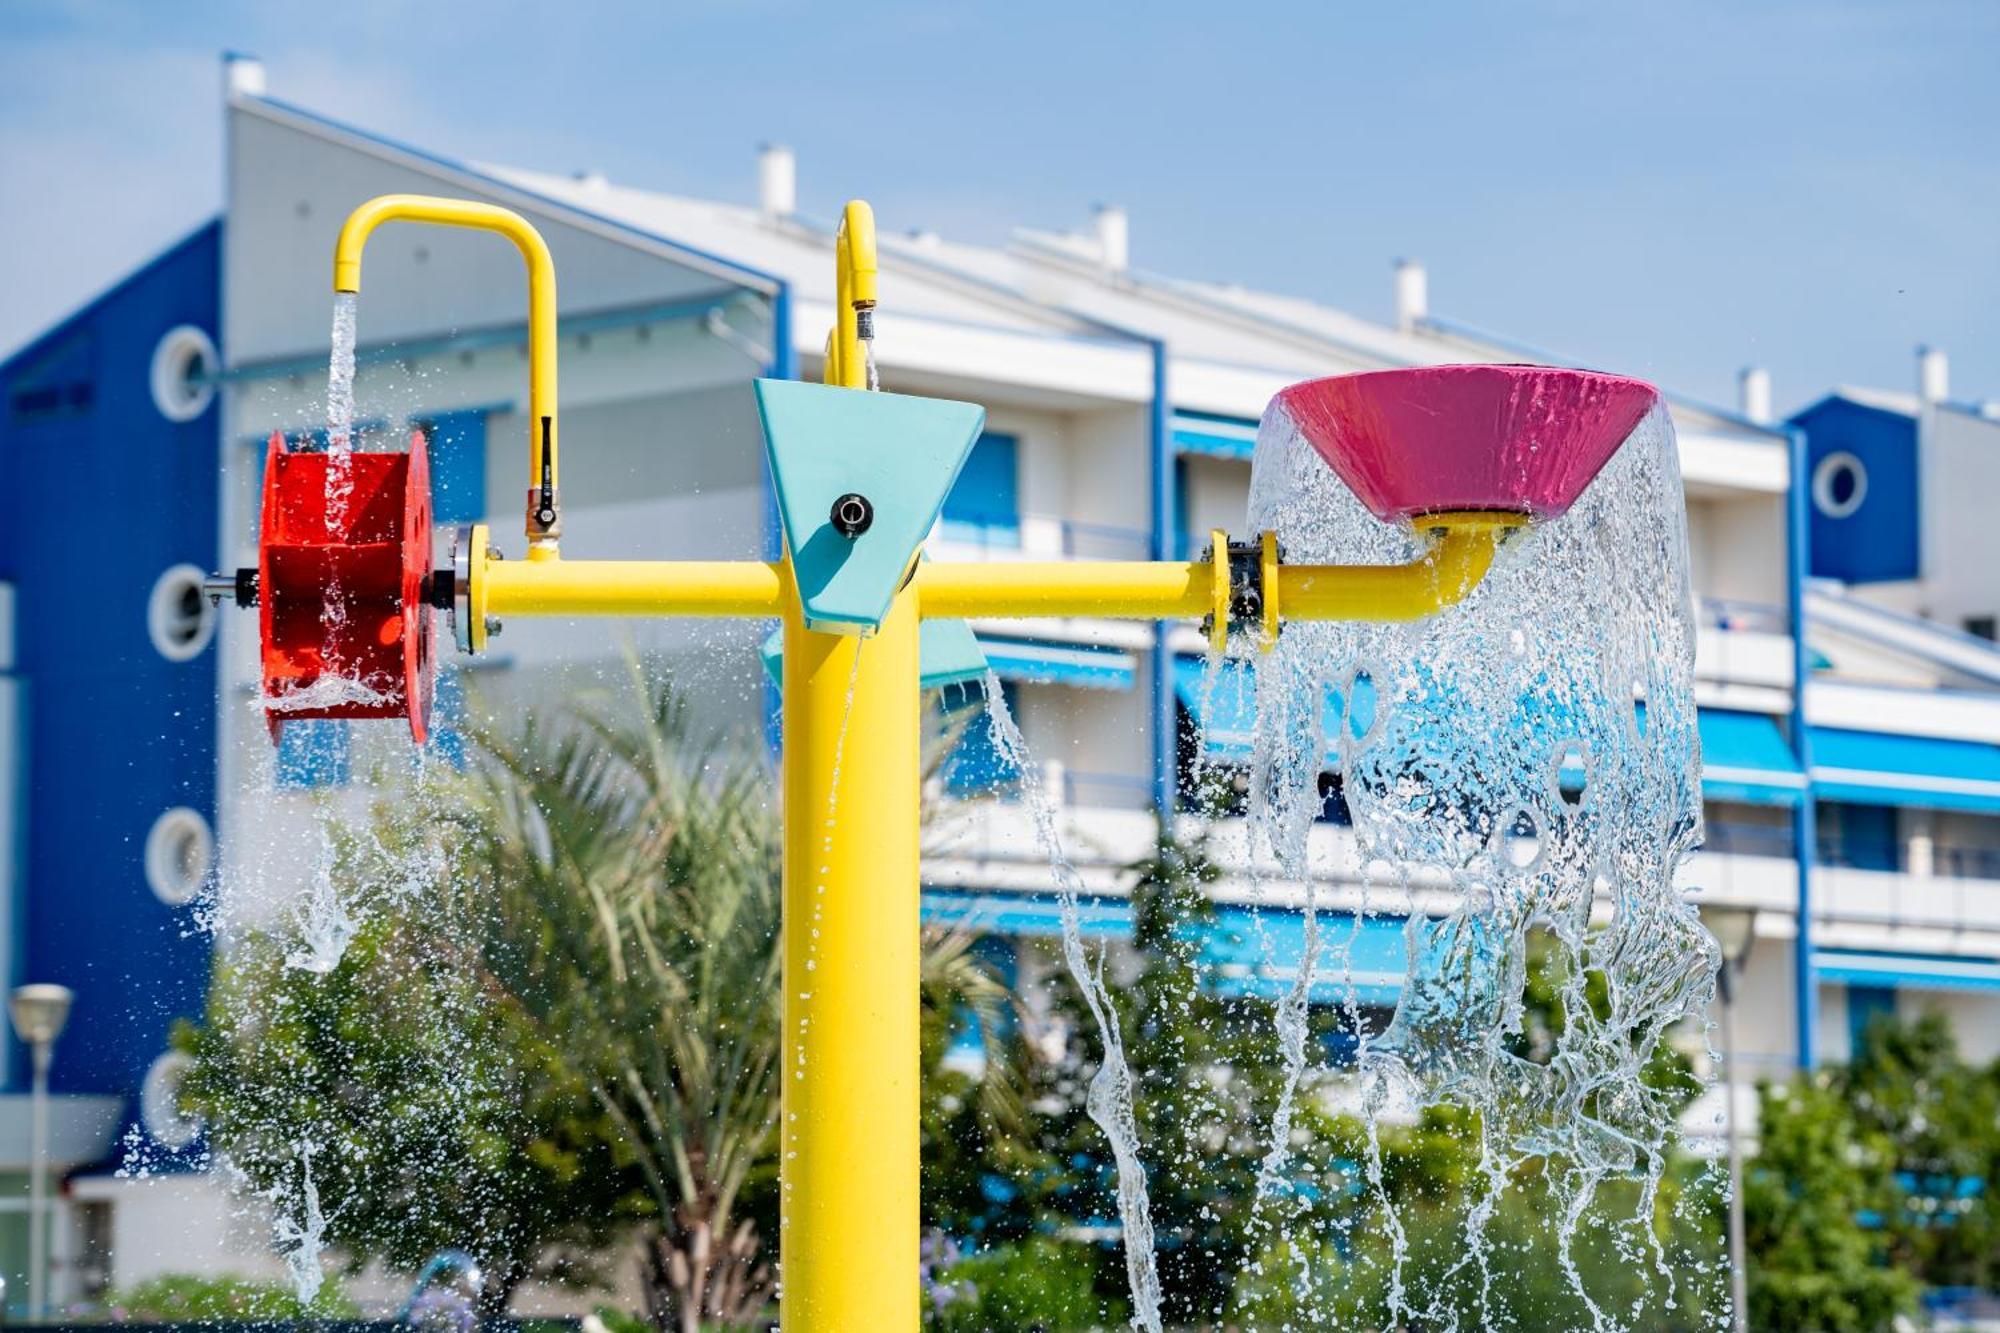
(830, 492, 873, 537)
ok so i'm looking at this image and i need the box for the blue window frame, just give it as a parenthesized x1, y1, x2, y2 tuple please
(418, 410, 488, 524)
(1818, 801, 1901, 871)
(1847, 984, 1896, 1056)
(276, 720, 351, 789)
(941, 432, 1020, 547)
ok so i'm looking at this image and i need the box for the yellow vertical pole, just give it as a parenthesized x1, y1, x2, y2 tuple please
(780, 582, 922, 1332)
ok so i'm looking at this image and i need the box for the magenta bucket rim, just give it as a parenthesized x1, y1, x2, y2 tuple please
(1273, 364, 1661, 524)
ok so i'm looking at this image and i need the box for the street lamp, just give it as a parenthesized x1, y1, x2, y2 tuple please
(1703, 906, 1758, 1333)
(11, 983, 73, 1322)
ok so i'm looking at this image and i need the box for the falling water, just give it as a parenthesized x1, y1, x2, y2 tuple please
(984, 676, 1164, 1333)
(1233, 396, 1718, 1327)
(324, 292, 359, 525)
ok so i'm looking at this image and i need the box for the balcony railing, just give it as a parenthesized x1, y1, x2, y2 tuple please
(1698, 596, 1789, 635)
(1705, 819, 1795, 859)
(1936, 843, 2000, 881)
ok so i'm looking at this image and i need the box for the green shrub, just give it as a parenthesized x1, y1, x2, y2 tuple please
(928, 1236, 1125, 1332)
(104, 1272, 355, 1322)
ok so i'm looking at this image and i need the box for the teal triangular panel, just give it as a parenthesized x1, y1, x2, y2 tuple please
(915, 619, 989, 690)
(759, 617, 989, 691)
(756, 379, 986, 634)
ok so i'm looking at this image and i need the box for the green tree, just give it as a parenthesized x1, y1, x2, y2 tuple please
(186, 671, 1011, 1331)
(1841, 1010, 2000, 1291)
(928, 832, 1723, 1329)
(1744, 1072, 1918, 1332)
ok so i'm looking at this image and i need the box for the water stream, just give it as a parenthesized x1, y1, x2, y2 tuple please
(987, 398, 1719, 1328)
(984, 676, 1164, 1332)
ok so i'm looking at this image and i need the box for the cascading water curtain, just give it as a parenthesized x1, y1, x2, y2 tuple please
(1239, 397, 1723, 1331)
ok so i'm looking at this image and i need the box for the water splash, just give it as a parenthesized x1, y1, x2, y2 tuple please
(984, 675, 1163, 1332)
(284, 824, 357, 976)
(261, 675, 395, 716)
(1238, 397, 1718, 1326)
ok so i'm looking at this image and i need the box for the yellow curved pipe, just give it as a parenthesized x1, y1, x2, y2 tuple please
(828, 200, 878, 389)
(332, 194, 561, 553)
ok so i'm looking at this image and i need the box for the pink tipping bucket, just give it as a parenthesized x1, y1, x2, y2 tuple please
(1273, 364, 1660, 523)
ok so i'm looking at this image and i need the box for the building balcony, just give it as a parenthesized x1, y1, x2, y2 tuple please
(927, 511, 1152, 563)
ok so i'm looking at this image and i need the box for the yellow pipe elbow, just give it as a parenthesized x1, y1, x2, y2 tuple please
(1275, 512, 1516, 623)
(839, 201, 879, 308)
(827, 201, 879, 389)
(332, 194, 561, 548)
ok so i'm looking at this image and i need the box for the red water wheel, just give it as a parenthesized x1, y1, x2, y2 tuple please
(257, 429, 436, 744)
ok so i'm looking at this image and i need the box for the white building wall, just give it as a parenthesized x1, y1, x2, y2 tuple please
(1916, 409, 2000, 629)
(1065, 406, 1149, 537)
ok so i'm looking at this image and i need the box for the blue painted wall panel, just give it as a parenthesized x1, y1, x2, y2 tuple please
(941, 431, 1020, 546)
(421, 409, 488, 525)
(1790, 397, 1919, 584)
(0, 223, 220, 1098)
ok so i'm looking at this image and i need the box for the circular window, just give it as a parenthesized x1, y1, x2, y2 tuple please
(1812, 451, 1869, 520)
(145, 807, 213, 906)
(149, 325, 218, 423)
(141, 1051, 202, 1150)
(148, 564, 215, 662)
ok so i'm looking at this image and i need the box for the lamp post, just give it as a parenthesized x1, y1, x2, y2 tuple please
(1704, 906, 1758, 1333)
(11, 984, 73, 1322)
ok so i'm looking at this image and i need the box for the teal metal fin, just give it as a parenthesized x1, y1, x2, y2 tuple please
(755, 379, 986, 634)
(760, 617, 989, 691)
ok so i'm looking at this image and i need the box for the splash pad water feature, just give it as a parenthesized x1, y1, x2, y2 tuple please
(208, 193, 1717, 1330)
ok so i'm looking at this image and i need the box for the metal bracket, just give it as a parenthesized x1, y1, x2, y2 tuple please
(1200, 530, 1284, 654)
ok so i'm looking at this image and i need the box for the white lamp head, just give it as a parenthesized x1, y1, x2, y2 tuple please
(1702, 906, 1759, 968)
(9, 984, 74, 1046)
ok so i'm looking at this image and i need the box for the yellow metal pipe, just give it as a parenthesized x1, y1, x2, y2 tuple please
(828, 201, 878, 390)
(781, 578, 921, 1332)
(915, 514, 1513, 624)
(917, 559, 1214, 621)
(466, 514, 1509, 630)
(332, 194, 562, 552)
(481, 557, 785, 619)
(1276, 517, 1508, 623)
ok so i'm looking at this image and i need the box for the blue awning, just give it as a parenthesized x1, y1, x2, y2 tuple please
(1699, 710, 1806, 806)
(1811, 726, 2000, 813)
(1172, 410, 1257, 461)
(1176, 660, 1786, 808)
(921, 892, 1411, 1005)
(921, 889, 1133, 940)
(1815, 949, 2000, 994)
(1199, 907, 1408, 1007)
(981, 638, 1135, 690)
(1172, 656, 1377, 764)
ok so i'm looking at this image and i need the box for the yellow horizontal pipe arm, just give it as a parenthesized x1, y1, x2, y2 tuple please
(917, 561, 1213, 621)
(917, 518, 1509, 624)
(468, 514, 1510, 628)
(483, 558, 786, 618)
(332, 194, 561, 548)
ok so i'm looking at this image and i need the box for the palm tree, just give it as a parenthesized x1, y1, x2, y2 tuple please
(451, 666, 1015, 1330)
(187, 665, 1016, 1331)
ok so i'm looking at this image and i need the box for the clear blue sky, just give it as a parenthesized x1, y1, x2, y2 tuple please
(4, 1, 1995, 413)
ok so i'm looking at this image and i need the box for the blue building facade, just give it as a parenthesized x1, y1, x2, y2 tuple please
(0, 223, 221, 1107)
